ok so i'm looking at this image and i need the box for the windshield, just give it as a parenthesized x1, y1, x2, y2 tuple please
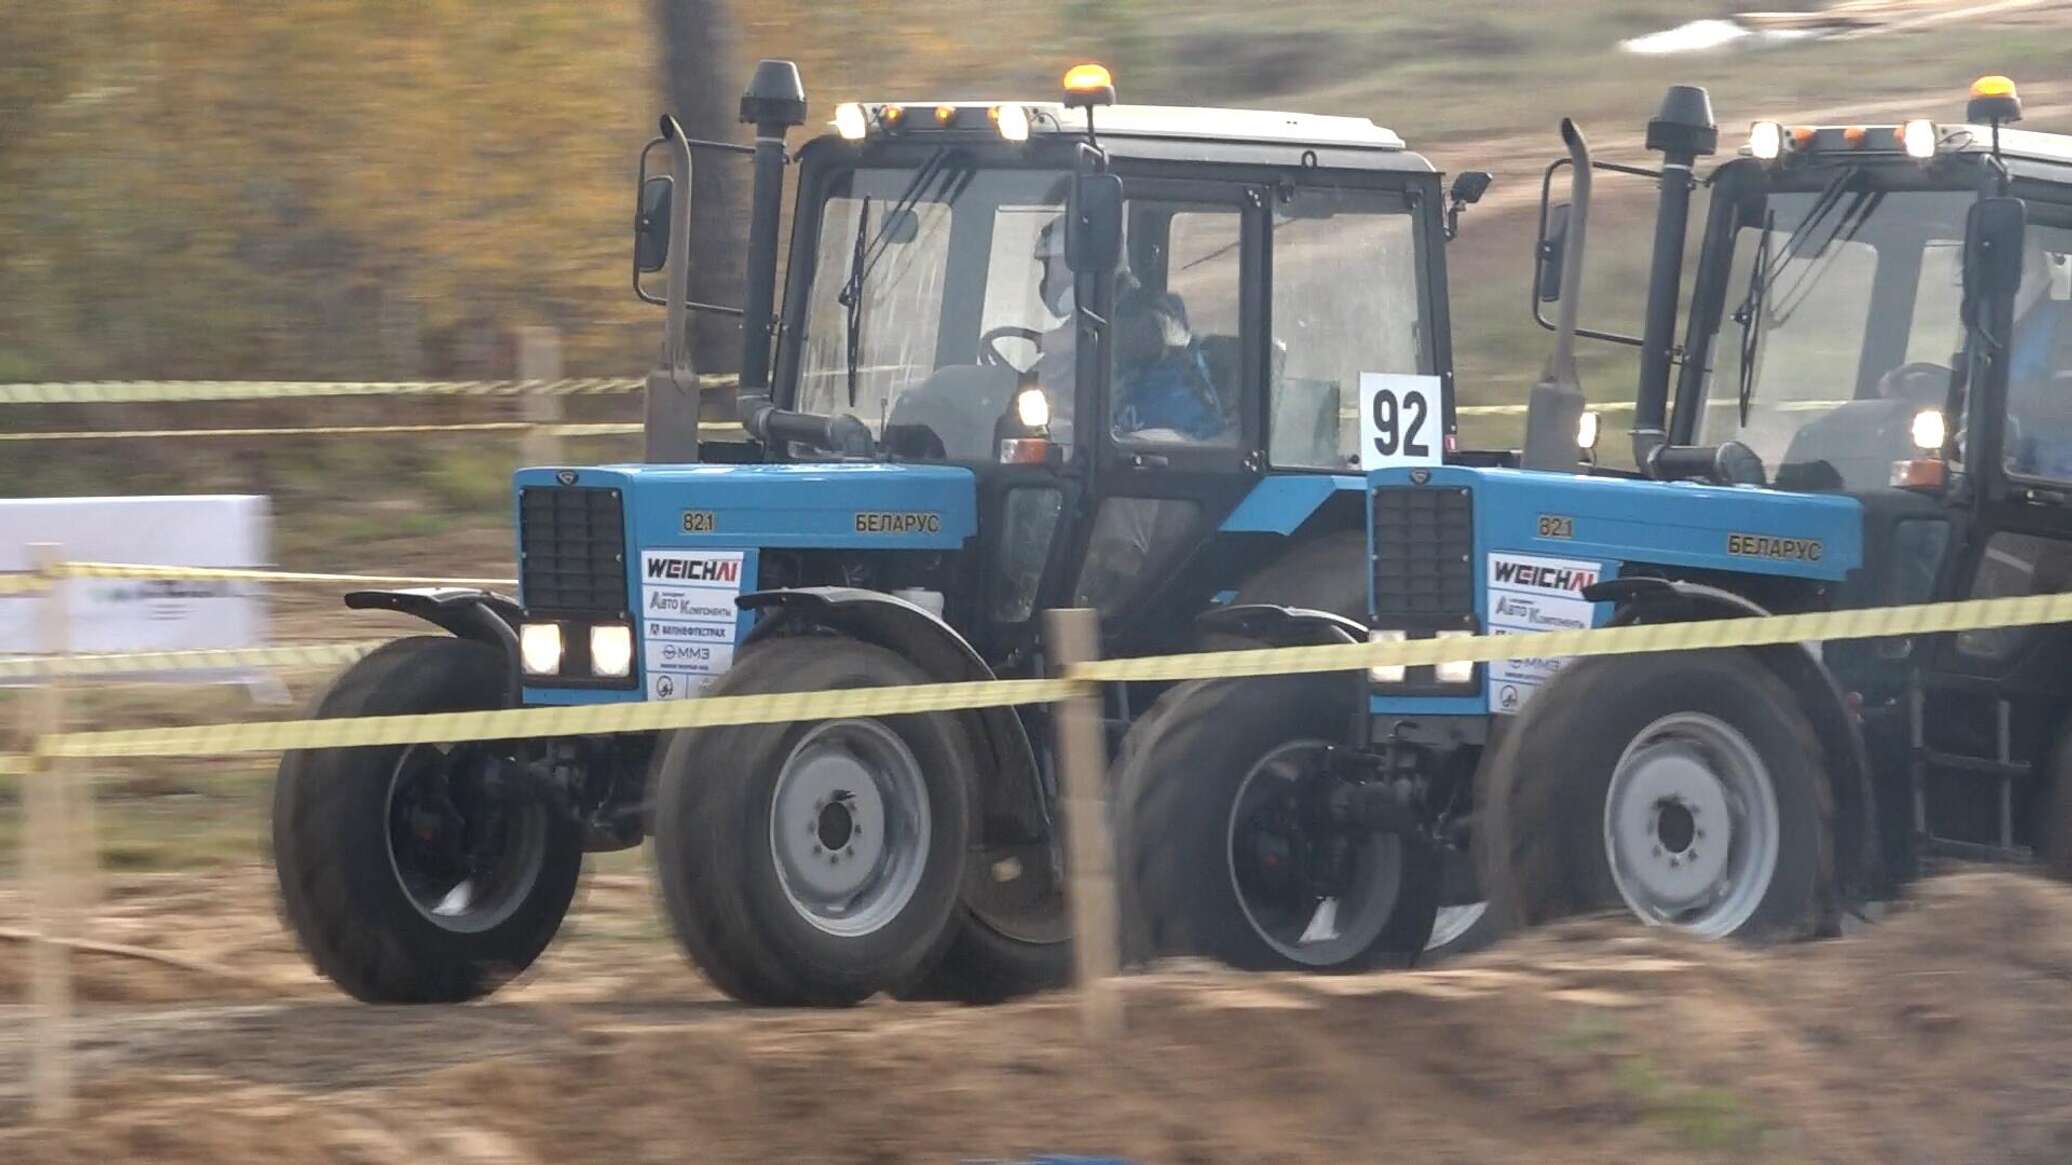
(1697, 180, 1974, 491)
(794, 157, 1070, 461)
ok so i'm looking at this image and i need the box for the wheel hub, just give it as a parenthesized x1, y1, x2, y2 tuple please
(1226, 740, 1406, 968)
(1608, 744, 1732, 908)
(769, 719, 928, 938)
(384, 743, 547, 935)
(1603, 712, 1779, 937)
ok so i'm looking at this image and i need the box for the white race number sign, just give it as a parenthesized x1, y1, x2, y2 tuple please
(1358, 373, 1443, 472)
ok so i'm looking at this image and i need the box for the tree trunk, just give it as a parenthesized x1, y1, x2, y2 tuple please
(652, 0, 745, 377)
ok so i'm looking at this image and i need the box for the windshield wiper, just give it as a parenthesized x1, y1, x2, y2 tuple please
(838, 196, 872, 409)
(1734, 209, 1776, 428)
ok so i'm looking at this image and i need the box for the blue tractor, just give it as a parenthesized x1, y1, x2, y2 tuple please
(271, 61, 1493, 1003)
(1117, 75, 2072, 965)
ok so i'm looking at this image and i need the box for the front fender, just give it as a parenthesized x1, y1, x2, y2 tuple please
(345, 587, 521, 703)
(1195, 602, 1366, 647)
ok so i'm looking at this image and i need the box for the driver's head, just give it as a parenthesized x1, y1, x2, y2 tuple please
(1035, 215, 1073, 318)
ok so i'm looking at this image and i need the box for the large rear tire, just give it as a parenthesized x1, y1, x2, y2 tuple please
(273, 636, 583, 1003)
(1118, 671, 1440, 971)
(1479, 650, 1831, 941)
(649, 635, 971, 1006)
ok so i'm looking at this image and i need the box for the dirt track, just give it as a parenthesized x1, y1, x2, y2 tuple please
(5, 867, 2072, 1162)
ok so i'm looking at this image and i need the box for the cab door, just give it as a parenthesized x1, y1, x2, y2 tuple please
(1065, 176, 1268, 648)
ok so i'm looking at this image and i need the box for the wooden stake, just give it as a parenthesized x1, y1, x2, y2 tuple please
(1043, 607, 1122, 1041)
(517, 325, 565, 468)
(23, 541, 75, 1123)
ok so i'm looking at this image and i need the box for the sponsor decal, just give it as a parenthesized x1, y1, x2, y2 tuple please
(853, 511, 943, 535)
(638, 550, 747, 700)
(1537, 513, 1574, 539)
(1726, 532, 1824, 562)
(1487, 556, 1599, 596)
(645, 555, 741, 584)
(681, 510, 717, 534)
(1486, 551, 1603, 716)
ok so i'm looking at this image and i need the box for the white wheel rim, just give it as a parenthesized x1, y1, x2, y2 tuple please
(1426, 902, 1488, 951)
(769, 719, 932, 938)
(1602, 711, 1781, 938)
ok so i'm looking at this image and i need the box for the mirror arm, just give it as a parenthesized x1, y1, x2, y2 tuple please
(644, 114, 701, 463)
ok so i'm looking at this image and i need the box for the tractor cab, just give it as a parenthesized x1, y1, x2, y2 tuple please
(574, 59, 1468, 688)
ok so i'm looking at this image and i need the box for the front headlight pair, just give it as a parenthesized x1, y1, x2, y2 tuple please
(1368, 629, 1476, 686)
(520, 622, 634, 679)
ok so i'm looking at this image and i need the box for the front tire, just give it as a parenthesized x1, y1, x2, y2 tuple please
(1479, 650, 1831, 941)
(273, 636, 583, 1003)
(649, 635, 971, 1006)
(1118, 671, 1440, 972)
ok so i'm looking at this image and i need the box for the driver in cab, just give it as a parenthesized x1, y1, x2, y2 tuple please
(1027, 214, 1231, 448)
(2005, 241, 2072, 477)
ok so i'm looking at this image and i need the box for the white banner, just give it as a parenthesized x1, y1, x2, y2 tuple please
(0, 496, 271, 667)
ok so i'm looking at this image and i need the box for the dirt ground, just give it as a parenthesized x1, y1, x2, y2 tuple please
(1, 867, 2069, 1163)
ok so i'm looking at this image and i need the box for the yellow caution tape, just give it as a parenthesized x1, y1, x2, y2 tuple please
(0, 640, 386, 681)
(0, 420, 746, 443)
(0, 574, 49, 596)
(0, 377, 736, 405)
(56, 562, 517, 589)
(1456, 399, 1848, 418)
(20, 590, 2072, 763)
(0, 753, 31, 777)
(34, 677, 1081, 760)
(1074, 591, 2072, 684)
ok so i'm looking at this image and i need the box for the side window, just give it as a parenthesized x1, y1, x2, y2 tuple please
(1904, 240, 1965, 367)
(2004, 223, 2072, 482)
(1270, 190, 1424, 469)
(1111, 205, 1243, 448)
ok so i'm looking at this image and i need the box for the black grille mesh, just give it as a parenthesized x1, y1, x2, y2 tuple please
(1370, 485, 1474, 624)
(519, 486, 628, 616)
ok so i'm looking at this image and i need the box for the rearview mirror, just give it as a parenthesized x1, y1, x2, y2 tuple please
(635, 176, 673, 275)
(1962, 195, 2025, 326)
(879, 206, 921, 246)
(1450, 170, 1494, 207)
(1066, 172, 1123, 273)
(1536, 203, 1571, 303)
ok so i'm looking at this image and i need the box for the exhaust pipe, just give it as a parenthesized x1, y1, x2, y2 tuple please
(1632, 85, 1717, 475)
(734, 60, 807, 446)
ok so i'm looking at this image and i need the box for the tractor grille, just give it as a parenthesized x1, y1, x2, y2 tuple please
(519, 486, 628, 616)
(1370, 485, 1475, 627)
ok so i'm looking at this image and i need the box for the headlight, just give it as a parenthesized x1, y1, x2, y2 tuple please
(1368, 629, 1407, 683)
(1749, 120, 1784, 161)
(1577, 410, 1600, 451)
(1912, 408, 1946, 452)
(520, 622, 564, 676)
(590, 624, 634, 678)
(1901, 119, 1938, 160)
(834, 102, 869, 141)
(1434, 630, 1477, 685)
(1016, 386, 1050, 429)
(991, 103, 1031, 143)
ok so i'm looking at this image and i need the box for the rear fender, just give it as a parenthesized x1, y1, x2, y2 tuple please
(739, 587, 1050, 845)
(344, 588, 522, 704)
(1587, 576, 1883, 906)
